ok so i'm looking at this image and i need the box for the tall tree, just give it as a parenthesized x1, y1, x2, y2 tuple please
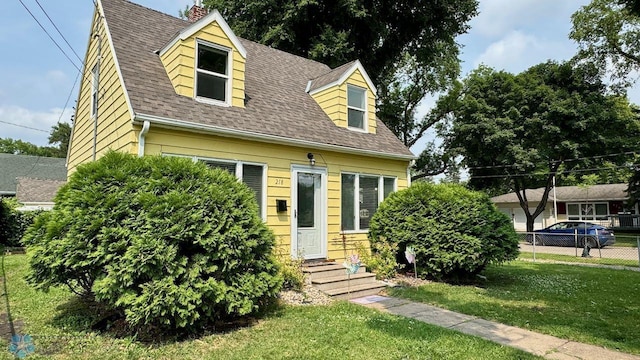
(0, 122, 71, 158)
(447, 62, 639, 232)
(202, 0, 478, 178)
(570, 0, 640, 87)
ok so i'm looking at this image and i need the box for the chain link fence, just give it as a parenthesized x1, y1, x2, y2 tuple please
(516, 231, 640, 268)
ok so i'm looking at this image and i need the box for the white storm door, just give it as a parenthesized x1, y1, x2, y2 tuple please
(291, 167, 326, 259)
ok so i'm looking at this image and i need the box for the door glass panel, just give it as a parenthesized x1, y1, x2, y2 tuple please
(297, 173, 316, 228)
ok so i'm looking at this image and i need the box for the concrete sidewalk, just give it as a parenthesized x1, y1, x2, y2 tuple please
(351, 295, 639, 360)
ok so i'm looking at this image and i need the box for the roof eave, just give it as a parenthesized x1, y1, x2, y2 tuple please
(308, 60, 377, 96)
(134, 113, 415, 161)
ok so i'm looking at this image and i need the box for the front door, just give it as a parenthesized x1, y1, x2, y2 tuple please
(292, 167, 326, 259)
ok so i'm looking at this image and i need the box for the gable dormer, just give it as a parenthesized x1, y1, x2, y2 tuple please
(307, 61, 377, 134)
(159, 10, 246, 108)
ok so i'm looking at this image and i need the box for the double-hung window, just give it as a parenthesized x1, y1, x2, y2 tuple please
(201, 159, 265, 218)
(91, 64, 99, 117)
(196, 42, 230, 104)
(341, 174, 396, 231)
(347, 85, 366, 130)
(163, 154, 265, 219)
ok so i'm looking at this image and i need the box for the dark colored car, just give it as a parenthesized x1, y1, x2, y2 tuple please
(531, 221, 616, 248)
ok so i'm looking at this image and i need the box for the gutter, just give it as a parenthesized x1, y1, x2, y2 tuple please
(133, 113, 416, 161)
(137, 120, 151, 157)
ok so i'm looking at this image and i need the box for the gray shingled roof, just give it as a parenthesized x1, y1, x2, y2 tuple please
(0, 154, 67, 195)
(491, 184, 629, 203)
(101, 0, 413, 158)
(15, 177, 66, 203)
(307, 60, 358, 93)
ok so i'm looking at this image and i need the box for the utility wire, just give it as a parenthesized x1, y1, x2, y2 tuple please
(17, 0, 82, 72)
(57, 70, 81, 123)
(0, 120, 49, 133)
(33, 0, 84, 64)
(466, 151, 639, 171)
(468, 163, 640, 180)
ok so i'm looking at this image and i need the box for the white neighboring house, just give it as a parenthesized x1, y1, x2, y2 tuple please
(491, 184, 635, 231)
(15, 177, 66, 211)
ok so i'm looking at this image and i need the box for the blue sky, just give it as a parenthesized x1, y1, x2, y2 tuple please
(0, 0, 632, 149)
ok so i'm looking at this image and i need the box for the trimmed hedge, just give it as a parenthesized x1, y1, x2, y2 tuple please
(0, 198, 41, 247)
(369, 182, 519, 280)
(24, 151, 282, 329)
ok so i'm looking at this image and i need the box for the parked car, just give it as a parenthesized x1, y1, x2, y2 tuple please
(530, 221, 616, 248)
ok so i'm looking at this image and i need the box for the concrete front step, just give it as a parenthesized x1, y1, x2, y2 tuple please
(302, 262, 386, 299)
(312, 272, 378, 292)
(303, 263, 366, 280)
(324, 282, 386, 300)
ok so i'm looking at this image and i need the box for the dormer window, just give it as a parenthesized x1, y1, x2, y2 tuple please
(196, 41, 230, 105)
(347, 85, 366, 130)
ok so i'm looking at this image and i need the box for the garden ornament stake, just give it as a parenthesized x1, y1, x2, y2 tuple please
(343, 254, 361, 299)
(405, 246, 417, 279)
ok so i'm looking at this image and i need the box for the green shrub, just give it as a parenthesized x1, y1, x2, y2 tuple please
(24, 151, 283, 330)
(0, 198, 42, 247)
(369, 182, 518, 280)
(275, 247, 306, 291)
(354, 240, 401, 280)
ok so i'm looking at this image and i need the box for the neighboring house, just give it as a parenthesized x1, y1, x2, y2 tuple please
(15, 177, 66, 211)
(0, 153, 67, 203)
(491, 184, 636, 231)
(67, 0, 414, 261)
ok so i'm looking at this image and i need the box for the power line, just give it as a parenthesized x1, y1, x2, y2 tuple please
(57, 70, 81, 123)
(0, 120, 49, 133)
(33, 0, 84, 64)
(468, 163, 640, 180)
(466, 151, 639, 171)
(17, 0, 82, 72)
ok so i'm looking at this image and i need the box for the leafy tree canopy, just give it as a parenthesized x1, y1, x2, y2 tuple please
(447, 61, 639, 231)
(202, 0, 478, 179)
(571, 0, 640, 88)
(0, 122, 71, 158)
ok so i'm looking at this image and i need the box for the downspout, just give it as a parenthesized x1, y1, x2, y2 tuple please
(137, 120, 150, 157)
(93, 32, 101, 161)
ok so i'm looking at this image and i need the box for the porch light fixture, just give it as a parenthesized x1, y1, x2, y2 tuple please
(307, 153, 315, 166)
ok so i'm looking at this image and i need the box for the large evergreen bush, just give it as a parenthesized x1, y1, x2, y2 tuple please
(0, 198, 41, 247)
(24, 151, 282, 329)
(369, 182, 518, 280)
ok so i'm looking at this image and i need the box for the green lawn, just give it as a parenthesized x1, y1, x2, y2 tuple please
(0, 255, 538, 360)
(390, 261, 640, 355)
(519, 251, 640, 267)
(612, 234, 640, 248)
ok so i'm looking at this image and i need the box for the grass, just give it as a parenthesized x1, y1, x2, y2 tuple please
(390, 261, 640, 355)
(612, 234, 640, 248)
(0, 255, 539, 360)
(519, 251, 640, 267)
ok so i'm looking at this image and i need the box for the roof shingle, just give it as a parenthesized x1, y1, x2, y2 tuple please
(100, 0, 413, 158)
(0, 154, 67, 195)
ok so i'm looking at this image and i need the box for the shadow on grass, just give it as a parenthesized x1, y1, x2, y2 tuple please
(48, 295, 288, 345)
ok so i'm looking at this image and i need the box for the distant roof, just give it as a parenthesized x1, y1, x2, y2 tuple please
(491, 184, 629, 204)
(15, 177, 66, 203)
(0, 154, 67, 195)
(100, 0, 413, 159)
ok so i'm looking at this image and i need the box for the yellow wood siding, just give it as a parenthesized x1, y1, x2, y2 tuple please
(160, 21, 245, 108)
(144, 128, 410, 260)
(311, 69, 377, 134)
(67, 10, 136, 176)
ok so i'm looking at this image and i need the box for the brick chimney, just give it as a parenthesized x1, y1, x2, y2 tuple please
(188, 1, 208, 22)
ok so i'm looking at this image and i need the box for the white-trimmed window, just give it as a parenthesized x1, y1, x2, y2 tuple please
(91, 64, 99, 117)
(163, 154, 266, 220)
(347, 85, 366, 130)
(341, 173, 396, 231)
(567, 202, 609, 221)
(195, 41, 230, 105)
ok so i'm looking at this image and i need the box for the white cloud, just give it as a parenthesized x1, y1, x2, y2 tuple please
(471, 0, 590, 38)
(472, 31, 570, 74)
(0, 105, 72, 146)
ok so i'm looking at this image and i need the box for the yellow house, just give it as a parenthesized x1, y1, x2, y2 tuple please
(68, 0, 415, 261)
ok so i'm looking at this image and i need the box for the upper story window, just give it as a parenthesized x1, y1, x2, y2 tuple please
(347, 85, 366, 130)
(196, 41, 230, 104)
(91, 64, 99, 118)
